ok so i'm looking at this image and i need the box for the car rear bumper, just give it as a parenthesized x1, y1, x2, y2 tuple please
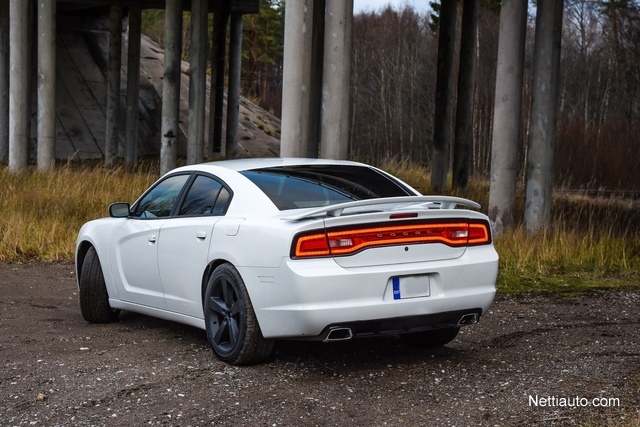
(240, 245, 498, 339)
(300, 308, 483, 341)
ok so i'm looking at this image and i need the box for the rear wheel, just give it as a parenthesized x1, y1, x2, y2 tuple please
(203, 263, 273, 365)
(401, 327, 460, 348)
(79, 246, 120, 323)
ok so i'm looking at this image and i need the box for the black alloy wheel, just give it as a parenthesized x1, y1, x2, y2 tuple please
(203, 263, 273, 365)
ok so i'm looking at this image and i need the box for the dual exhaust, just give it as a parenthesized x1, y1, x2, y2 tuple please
(323, 313, 479, 342)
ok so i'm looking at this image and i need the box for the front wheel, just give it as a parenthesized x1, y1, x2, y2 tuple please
(401, 327, 460, 348)
(79, 246, 120, 323)
(203, 264, 273, 365)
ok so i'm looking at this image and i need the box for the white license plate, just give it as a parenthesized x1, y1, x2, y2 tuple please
(392, 275, 431, 300)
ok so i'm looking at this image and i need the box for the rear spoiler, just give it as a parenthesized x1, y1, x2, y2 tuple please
(282, 196, 481, 220)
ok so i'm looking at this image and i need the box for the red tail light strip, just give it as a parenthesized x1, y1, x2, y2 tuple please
(293, 220, 491, 258)
(294, 233, 332, 257)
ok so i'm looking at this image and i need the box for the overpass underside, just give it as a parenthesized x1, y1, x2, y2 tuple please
(1, 0, 278, 173)
(51, 17, 279, 161)
(1, 0, 353, 174)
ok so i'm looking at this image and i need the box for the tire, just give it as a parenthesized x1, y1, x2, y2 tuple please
(79, 246, 120, 323)
(401, 327, 460, 348)
(204, 263, 274, 365)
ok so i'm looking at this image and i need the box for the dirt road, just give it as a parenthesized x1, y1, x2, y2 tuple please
(1, 262, 638, 426)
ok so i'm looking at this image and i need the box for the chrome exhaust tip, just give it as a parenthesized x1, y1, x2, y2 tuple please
(323, 327, 353, 342)
(458, 313, 479, 326)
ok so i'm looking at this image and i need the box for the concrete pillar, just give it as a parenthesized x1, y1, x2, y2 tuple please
(125, 7, 142, 168)
(225, 13, 242, 158)
(525, 0, 564, 233)
(160, 0, 182, 176)
(307, 0, 325, 158)
(488, 0, 527, 234)
(37, 0, 56, 172)
(0, 0, 9, 164)
(281, 0, 315, 157)
(320, 0, 352, 160)
(187, 0, 207, 165)
(105, 5, 123, 167)
(9, 0, 29, 172)
(209, 9, 229, 157)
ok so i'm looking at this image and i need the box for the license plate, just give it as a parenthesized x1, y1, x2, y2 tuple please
(392, 275, 431, 300)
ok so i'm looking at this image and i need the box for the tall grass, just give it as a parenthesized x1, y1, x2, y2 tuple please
(496, 225, 639, 294)
(1, 161, 638, 294)
(0, 164, 156, 261)
(383, 159, 640, 294)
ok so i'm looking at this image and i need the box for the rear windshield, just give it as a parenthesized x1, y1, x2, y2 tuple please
(240, 165, 414, 210)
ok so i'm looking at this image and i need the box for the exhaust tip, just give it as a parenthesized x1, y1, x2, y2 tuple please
(324, 327, 353, 342)
(458, 313, 479, 326)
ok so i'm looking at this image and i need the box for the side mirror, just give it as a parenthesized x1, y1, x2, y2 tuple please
(109, 202, 131, 218)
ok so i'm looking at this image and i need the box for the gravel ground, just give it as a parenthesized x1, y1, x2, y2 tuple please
(1, 261, 639, 426)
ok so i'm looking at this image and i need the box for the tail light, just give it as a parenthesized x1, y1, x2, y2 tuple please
(292, 220, 491, 258)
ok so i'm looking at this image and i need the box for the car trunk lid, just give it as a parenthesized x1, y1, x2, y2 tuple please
(286, 196, 489, 268)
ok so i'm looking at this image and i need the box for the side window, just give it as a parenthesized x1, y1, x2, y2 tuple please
(211, 187, 230, 215)
(179, 175, 230, 216)
(132, 174, 190, 218)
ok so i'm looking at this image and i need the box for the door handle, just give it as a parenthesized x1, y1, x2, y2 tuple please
(196, 231, 207, 240)
(148, 235, 157, 243)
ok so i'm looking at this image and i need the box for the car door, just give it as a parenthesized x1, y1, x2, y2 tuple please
(109, 173, 191, 309)
(158, 174, 232, 318)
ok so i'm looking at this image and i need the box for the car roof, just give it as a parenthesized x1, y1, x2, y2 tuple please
(169, 157, 366, 175)
(162, 158, 381, 217)
(143, 157, 424, 218)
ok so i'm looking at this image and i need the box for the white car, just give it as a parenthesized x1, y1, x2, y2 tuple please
(76, 158, 498, 364)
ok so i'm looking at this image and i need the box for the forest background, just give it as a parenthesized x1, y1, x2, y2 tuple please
(142, 0, 640, 195)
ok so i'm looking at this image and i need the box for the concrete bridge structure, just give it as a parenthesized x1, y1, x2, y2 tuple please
(0, 0, 354, 175)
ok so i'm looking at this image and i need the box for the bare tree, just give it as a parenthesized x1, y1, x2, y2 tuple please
(472, 5, 500, 177)
(431, 0, 458, 192)
(350, 8, 435, 165)
(452, 0, 479, 194)
(555, 0, 640, 192)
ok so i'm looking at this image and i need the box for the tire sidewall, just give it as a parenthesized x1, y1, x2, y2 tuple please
(79, 246, 120, 323)
(204, 264, 248, 363)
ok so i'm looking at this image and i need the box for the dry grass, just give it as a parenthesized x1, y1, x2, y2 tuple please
(0, 164, 156, 261)
(1, 161, 639, 295)
(385, 161, 640, 295)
